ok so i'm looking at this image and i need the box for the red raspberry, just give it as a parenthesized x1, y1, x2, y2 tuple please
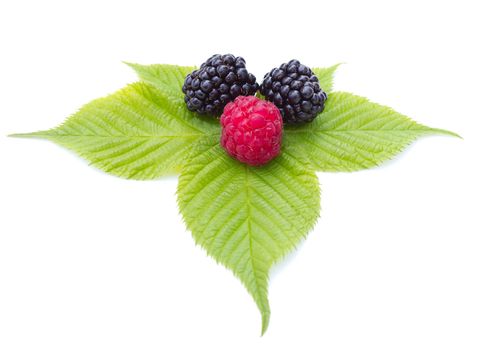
(220, 96, 283, 166)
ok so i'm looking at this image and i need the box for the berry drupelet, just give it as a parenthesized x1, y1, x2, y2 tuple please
(182, 54, 259, 115)
(260, 59, 327, 125)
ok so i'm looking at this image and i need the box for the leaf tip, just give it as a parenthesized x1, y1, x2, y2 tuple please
(8, 132, 40, 139)
(260, 311, 271, 336)
(122, 61, 143, 72)
(431, 128, 463, 139)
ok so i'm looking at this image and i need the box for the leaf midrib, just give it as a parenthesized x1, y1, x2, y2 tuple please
(244, 165, 268, 318)
(285, 128, 432, 134)
(13, 132, 220, 139)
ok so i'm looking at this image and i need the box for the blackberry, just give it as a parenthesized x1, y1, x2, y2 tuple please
(182, 54, 259, 115)
(260, 59, 327, 125)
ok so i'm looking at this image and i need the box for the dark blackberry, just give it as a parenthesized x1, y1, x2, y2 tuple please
(260, 59, 327, 125)
(182, 54, 259, 115)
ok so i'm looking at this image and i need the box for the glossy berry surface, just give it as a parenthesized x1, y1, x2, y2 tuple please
(220, 96, 283, 166)
(260, 59, 327, 125)
(182, 54, 259, 115)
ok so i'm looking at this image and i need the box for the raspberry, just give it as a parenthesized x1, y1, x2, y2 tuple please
(182, 54, 259, 115)
(220, 96, 283, 166)
(260, 59, 327, 125)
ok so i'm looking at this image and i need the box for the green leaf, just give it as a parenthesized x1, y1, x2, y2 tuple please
(12, 82, 219, 179)
(285, 91, 459, 172)
(125, 62, 196, 100)
(312, 63, 341, 92)
(177, 141, 320, 335)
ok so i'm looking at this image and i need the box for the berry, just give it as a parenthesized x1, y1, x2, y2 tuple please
(220, 96, 283, 166)
(260, 59, 327, 125)
(182, 54, 259, 115)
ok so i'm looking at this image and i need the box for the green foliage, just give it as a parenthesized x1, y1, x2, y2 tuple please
(125, 62, 196, 100)
(313, 63, 341, 92)
(177, 140, 320, 335)
(12, 82, 219, 179)
(285, 91, 459, 171)
(11, 62, 458, 334)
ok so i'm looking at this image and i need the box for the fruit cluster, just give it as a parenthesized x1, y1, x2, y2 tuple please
(182, 54, 328, 166)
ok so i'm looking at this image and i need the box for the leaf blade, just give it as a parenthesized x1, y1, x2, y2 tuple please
(312, 63, 341, 92)
(16, 82, 219, 179)
(285, 91, 459, 171)
(125, 62, 195, 100)
(177, 141, 320, 334)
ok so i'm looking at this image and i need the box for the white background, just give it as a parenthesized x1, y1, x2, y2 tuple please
(1, 0, 483, 349)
